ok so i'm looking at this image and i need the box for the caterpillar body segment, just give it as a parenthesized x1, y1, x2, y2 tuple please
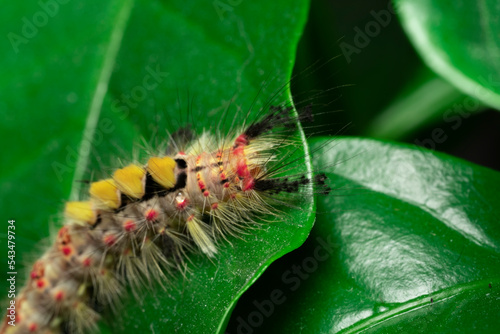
(1, 105, 329, 334)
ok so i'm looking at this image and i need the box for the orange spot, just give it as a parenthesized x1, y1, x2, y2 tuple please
(57, 227, 66, 237)
(57, 226, 71, 245)
(103, 234, 116, 246)
(16, 299, 24, 323)
(145, 209, 159, 222)
(123, 219, 136, 232)
(187, 214, 195, 222)
(30, 261, 44, 279)
(234, 134, 249, 147)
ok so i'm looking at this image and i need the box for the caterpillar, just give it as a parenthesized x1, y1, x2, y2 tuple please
(1, 98, 331, 333)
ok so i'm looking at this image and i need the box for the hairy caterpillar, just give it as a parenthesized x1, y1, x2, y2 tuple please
(1, 94, 331, 333)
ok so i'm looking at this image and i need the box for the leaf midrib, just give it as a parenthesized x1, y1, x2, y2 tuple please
(341, 278, 500, 334)
(69, 0, 135, 200)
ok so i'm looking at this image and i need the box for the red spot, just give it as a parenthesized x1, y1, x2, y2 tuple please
(145, 209, 159, 222)
(61, 246, 72, 256)
(103, 234, 116, 247)
(187, 214, 195, 222)
(230, 193, 236, 199)
(198, 180, 206, 191)
(203, 190, 210, 197)
(123, 219, 136, 232)
(220, 172, 226, 180)
(234, 134, 249, 147)
(30, 261, 44, 279)
(243, 178, 255, 191)
(223, 182, 230, 188)
(15, 299, 24, 323)
(178, 151, 185, 155)
(237, 159, 251, 179)
(82, 258, 92, 267)
(177, 200, 188, 210)
(211, 203, 219, 210)
(36, 279, 45, 289)
(28, 323, 38, 332)
(55, 291, 64, 301)
(233, 145, 244, 156)
(57, 226, 71, 245)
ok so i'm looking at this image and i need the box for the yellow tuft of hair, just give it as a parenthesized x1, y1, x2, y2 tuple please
(64, 201, 96, 226)
(89, 179, 121, 209)
(186, 215, 217, 257)
(147, 156, 176, 189)
(113, 164, 146, 199)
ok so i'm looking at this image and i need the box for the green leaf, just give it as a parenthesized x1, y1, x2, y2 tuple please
(227, 137, 500, 333)
(0, 0, 134, 287)
(0, 0, 313, 333)
(396, 0, 500, 110)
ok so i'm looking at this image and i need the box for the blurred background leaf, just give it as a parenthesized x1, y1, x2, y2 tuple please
(397, 0, 500, 111)
(292, 0, 500, 170)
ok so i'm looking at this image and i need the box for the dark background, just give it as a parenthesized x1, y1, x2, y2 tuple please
(290, 0, 500, 171)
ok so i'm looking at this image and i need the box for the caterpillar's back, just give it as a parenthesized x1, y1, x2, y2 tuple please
(1, 103, 329, 334)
